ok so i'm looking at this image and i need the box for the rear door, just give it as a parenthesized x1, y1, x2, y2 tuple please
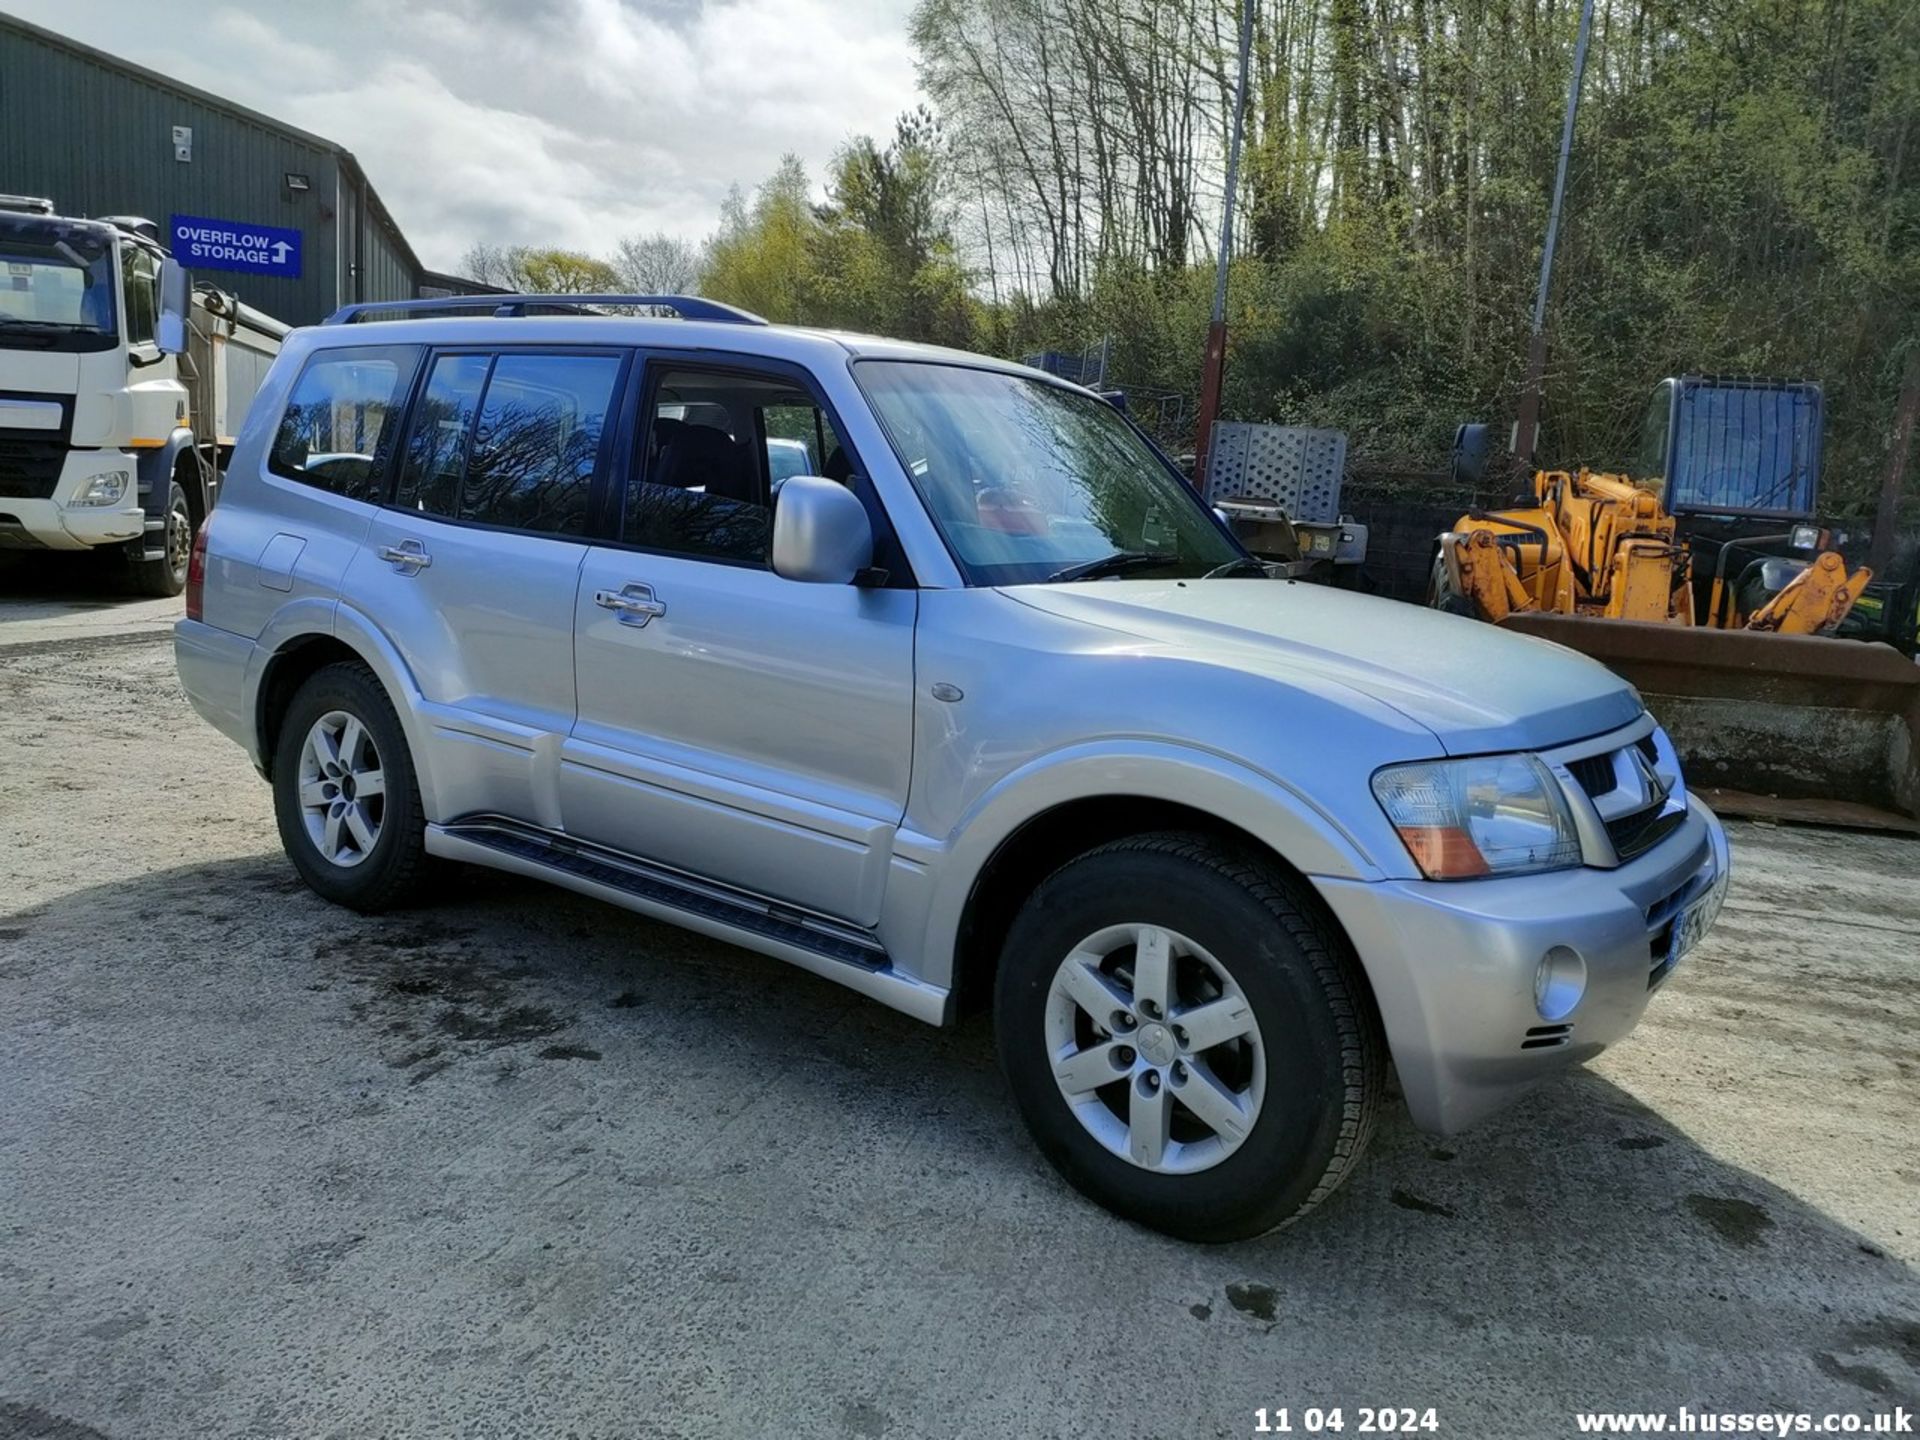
(346, 346, 630, 826)
(562, 355, 917, 927)
(212, 343, 420, 642)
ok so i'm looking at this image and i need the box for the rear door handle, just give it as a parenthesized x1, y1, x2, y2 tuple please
(376, 539, 432, 573)
(594, 582, 666, 627)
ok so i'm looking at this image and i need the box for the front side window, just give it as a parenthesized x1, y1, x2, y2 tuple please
(855, 361, 1242, 586)
(623, 367, 853, 564)
(120, 244, 158, 347)
(393, 351, 622, 537)
(268, 346, 421, 502)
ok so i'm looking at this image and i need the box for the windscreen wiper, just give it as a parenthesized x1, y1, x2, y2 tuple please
(1046, 550, 1181, 583)
(1202, 556, 1268, 578)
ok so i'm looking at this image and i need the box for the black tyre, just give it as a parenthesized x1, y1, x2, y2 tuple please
(994, 833, 1384, 1241)
(272, 662, 430, 912)
(130, 479, 193, 597)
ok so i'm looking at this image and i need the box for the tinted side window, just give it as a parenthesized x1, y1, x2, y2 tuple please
(268, 347, 421, 502)
(461, 354, 622, 536)
(120, 245, 157, 346)
(394, 354, 489, 518)
(624, 367, 852, 564)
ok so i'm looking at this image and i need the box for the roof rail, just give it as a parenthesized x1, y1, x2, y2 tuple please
(321, 293, 768, 326)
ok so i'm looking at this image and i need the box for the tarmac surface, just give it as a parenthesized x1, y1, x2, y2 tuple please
(2, 560, 1916, 1439)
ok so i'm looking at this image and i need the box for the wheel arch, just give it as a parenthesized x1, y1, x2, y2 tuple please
(250, 607, 442, 820)
(136, 427, 200, 526)
(926, 747, 1386, 1029)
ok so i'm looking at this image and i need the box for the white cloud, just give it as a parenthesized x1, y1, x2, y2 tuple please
(7, 0, 924, 269)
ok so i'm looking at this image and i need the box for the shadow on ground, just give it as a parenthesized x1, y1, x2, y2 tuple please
(3, 851, 1916, 1436)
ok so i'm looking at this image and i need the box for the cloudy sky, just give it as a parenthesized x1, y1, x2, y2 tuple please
(8, 0, 926, 270)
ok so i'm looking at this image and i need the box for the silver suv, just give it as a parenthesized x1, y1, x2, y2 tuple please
(175, 295, 1729, 1240)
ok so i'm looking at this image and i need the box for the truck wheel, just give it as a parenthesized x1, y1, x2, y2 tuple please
(994, 833, 1384, 1241)
(130, 480, 193, 597)
(272, 662, 430, 913)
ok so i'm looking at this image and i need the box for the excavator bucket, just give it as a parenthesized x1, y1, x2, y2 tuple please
(1499, 613, 1920, 829)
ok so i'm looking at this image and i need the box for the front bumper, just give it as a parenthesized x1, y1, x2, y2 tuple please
(0, 451, 143, 551)
(1314, 795, 1729, 1133)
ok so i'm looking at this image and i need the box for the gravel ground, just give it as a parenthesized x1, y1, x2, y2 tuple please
(2, 576, 1917, 1440)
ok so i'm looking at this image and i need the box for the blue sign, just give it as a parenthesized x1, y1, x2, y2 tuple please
(169, 213, 302, 278)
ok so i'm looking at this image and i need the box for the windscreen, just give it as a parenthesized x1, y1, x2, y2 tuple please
(1666, 382, 1820, 518)
(856, 360, 1242, 585)
(0, 217, 116, 338)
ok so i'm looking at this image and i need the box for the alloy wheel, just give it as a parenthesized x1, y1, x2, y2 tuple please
(296, 710, 386, 868)
(1044, 922, 1265, 1174)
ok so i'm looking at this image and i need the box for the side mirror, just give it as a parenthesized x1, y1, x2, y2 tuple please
(1451, 421, 1490, 486)
(772, 476, 873, 584)
(156, 257, 189, 356)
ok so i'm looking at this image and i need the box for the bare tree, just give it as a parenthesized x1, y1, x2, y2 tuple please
(613, 233, 706, 296)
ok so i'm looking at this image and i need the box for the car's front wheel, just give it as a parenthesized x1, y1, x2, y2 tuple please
(994, 833, 1385, 1241)
(272, 662, 429, 912)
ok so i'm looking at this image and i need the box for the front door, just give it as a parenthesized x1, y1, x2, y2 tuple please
(562, 359, 916, 927)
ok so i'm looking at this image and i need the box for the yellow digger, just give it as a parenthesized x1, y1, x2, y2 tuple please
(1428, 377, 1918, 827)
(1431, 464, 1873, 634)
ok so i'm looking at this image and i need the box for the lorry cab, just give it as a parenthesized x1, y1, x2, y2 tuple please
(0, 194, 284, 594)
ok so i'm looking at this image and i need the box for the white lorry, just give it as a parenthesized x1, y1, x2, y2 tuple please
(0, 195, 286, 594)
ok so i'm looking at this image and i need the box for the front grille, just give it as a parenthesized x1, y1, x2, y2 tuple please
(0, 391, 75, 501)
(1566, 752, 1618, 799)
(1608, 804, 1686, 862)
(0, 435, 65, 499)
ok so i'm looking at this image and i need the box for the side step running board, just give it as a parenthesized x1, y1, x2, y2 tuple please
(440, 817, 890, 971)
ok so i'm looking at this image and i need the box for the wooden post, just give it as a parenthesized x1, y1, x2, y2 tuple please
(1868, 348, 1920, 576)
(1192, 0, 1255, 491)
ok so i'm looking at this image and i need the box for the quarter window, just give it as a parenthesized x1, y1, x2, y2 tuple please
(393, 351, 622, 538)
(268, 346, 421, 502)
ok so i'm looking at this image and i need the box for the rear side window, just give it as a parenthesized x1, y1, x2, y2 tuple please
(268, 346, 421, 502)
(393, 351, 623, 538)
(395, 354, 488, 517)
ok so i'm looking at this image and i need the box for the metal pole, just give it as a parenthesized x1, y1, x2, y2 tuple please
(1192, 0, 1256, 490)
(1511, 0, 1596, 474)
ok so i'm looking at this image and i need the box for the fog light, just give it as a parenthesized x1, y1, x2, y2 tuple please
(1535, 945, 1587, 1021)
(70, 471, 130, 507)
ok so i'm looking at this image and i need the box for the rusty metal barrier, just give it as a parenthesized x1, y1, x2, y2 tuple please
(1500, 614, 1920, 825)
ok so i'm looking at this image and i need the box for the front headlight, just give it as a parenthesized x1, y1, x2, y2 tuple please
(1372, 753, 1584, 880)
(70, 470, 130, 507)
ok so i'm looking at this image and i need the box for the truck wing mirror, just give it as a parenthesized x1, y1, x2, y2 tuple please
(156, 257, 189, 356)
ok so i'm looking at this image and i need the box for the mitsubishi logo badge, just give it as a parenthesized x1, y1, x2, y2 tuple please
(1628, 747, 1671, 809)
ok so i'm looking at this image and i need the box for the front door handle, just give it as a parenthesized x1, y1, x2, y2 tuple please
(376, 539, 432, 573)
(594, 582, 667, 627)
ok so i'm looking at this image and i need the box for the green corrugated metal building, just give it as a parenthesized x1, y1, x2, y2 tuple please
(0, 11, 484, 326)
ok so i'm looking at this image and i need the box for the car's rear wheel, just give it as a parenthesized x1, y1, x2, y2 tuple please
(272, 662, 429, 912)
(995, 832, 1384, 1241)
